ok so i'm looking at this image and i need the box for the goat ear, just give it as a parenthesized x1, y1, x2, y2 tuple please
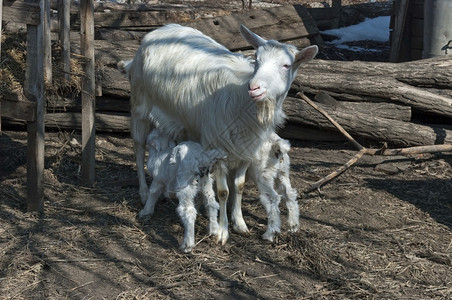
(240, 25, 267, 49)
(151, 140, 160, 152)
(293, 45, 318, 69)
(272, 143, 282, 159)
(168, 138, 176, 149)
(169, 150, 177, 164)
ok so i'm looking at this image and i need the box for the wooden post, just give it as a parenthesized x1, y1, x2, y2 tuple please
(390, 0, 409, 62)
(25, 0, 45, 212)
(0, 0, 2, 65)
(1, 0, 3, 133)
(43, 0, 52, 84)
(58, 0, 71, 82)
(332, 0, 341, 8)
(80, 0, 96, 185)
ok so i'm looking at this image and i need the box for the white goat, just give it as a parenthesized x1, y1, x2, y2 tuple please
(120, 24, 318, 244)
(247, 132, 299, 240)
(141, 128, 225, 253)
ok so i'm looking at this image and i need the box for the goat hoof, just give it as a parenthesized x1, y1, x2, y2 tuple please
(287, 220, 300, 233)
(233, 224, 250, 235)
(139, 191, 149, 206)
(138, 210, 151, 219)
(216, 229, 229, 245)
(208, 224, 220, 236)
(262, 231, 275, 242)
(287, 225, 299, 233)
(180, 242, 195, 253)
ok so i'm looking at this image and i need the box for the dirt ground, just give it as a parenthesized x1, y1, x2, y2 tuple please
(1, 127, 451, 299)
(0, 15, 450, 299)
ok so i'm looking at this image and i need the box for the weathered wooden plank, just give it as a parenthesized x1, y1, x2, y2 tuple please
(100, 66, 131, 98)
(187, 4, 322, 51)
(71, 38, 140, 66)
(0, 0, 3, 63)
(389, 0, 409, 62)
(307, 7, 339, 21)
(80, 0, 96, 186)
(0, 97, 37, 121)
(44, 0, 52, 85)
(69, 8, 204, 29)
(45, 112, 130, 132)
(25, 0, 45, 212)
(98, 9, 200, 28)
(3, 111, 131, 132)
(2, 0, 41, 25)
(50, 0, 167, 12)
(0, 0, 2, 132)
(47, 94, 130, 113)
(58, 0, 71, 82)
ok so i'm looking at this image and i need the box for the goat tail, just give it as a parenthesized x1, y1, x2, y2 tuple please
(117, 59, 133, 77)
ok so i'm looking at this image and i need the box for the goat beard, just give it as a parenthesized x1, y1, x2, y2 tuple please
(256, 98, 276, 126)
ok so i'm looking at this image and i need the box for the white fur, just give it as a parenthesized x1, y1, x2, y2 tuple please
(121, 24, 318, 244)
(247, 133, 299, 241)
(140, 129, 225, 253)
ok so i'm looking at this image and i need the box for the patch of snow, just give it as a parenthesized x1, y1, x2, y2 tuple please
(321, 16, 391, 52)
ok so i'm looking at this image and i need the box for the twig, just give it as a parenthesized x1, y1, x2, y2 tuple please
(296, 92, 363, 150)
(45, 258, 112, 263)
(255, 256, 276, 267)
(296, 92, 452, 193)
(69, 280, 94, 292)
(304, 147, 369, 193)
(250, 274, 278, 280)
(380, 144, 452, 156)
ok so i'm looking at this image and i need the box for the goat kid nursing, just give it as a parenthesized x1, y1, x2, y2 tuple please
(141, 128, 225, 253)
(121, 23, 318, 245)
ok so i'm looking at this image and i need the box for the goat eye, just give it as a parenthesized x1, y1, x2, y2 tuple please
(282, 64, 291, 69)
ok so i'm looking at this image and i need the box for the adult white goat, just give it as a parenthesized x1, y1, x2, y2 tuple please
(141, 128, 226, 253)
(120, 24, 318, 244)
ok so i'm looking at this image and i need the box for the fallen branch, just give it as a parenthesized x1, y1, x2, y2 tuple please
(296, 92, 363, 150)
(296, 92, 452, 193)
(305, 147, 368, 193)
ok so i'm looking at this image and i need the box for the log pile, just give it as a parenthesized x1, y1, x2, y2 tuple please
(286, 55, 452, 147)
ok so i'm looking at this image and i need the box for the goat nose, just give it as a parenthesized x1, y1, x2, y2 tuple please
(249, 83, 260, 91)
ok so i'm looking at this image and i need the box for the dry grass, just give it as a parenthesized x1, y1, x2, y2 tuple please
(1, 130, 451, 299)
(0, 31, 84, 101)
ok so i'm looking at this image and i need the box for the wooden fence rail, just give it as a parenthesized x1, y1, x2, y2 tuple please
(1, 0, 96, 211)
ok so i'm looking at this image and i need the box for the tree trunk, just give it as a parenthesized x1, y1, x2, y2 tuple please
(283, 96, 452, 147)
(314, 90, 411, 121)
(299, 56, 452, 88)
(293, 73, 452, 118)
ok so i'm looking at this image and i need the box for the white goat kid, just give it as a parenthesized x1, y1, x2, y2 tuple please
(246, 133, 299, 240)
(121, 24, 318, 244)
(140, 129, 225, 253)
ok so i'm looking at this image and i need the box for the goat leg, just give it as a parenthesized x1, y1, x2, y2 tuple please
(255, 175, 281, 241)
(230, 163, 250, 234)
(131, 115, 151, 205)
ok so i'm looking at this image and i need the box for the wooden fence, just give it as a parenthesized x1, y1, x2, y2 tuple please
(1, 0, 97, 211)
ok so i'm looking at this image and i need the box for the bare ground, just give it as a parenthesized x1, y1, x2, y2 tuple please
(1, 128, 451, 299)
